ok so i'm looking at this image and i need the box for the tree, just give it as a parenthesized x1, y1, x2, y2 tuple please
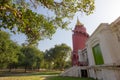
(44, 43, 71, 70)
(0, 31, 10, 68)
(20, 46, 44, 72)
(7, 41, 20, 72)
(44, 49, 56, 69)
(0, 31, 20, 71)
(0, 0, 95, 45)
(20, 46, 35, 72)
(33, 47, 44, 71)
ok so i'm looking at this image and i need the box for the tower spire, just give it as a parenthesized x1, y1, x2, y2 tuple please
(76, 17, 82, 26)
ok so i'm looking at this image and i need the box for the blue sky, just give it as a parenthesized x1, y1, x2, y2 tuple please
(11, 0, 120, 51)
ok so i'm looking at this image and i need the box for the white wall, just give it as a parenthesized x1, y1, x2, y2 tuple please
(86, 23, 120, 80)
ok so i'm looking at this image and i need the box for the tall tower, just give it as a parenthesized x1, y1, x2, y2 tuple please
(72, 18, 89, 66)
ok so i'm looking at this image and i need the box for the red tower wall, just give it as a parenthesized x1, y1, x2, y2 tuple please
(72, 25, 89, 66)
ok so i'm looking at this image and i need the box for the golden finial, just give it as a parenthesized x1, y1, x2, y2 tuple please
(76, 17, 82, 26)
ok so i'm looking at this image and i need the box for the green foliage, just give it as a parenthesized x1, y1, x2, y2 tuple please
(0, 31, 45, 71)
(0, 31, 20, 68)
(20, 46, 44, 72)
(0, 0, 95, 45)
(0, 31, 72, 70)
(44, 43, 72, 70)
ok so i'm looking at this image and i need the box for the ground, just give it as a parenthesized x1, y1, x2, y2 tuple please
(0, 76, 95, 80)
(0, 70, 95, 80)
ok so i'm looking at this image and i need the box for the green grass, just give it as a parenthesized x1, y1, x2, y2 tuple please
(33, 71, 61, 75)
(0, 71, 61, 77)
(0, 76, 95, 80)
(0, 71, 95, 80)
(0, 75, 45, 80)
(47, 76, 95, 80)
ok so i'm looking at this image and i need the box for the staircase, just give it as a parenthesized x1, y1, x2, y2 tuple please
(60, 66, 81, 77)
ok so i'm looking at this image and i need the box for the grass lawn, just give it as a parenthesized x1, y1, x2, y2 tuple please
(0, 71, 61, 77)
(0, 71, 95, 80)
(47, 76, 95, 80)
(0, 76, 95, 80)
(0, 75, 45, 80)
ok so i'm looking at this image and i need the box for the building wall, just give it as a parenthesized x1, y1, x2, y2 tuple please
(100, 26, 119, 64)
(110, 18, 120, 63)
(86, 22, 120, 80)
(61, 17, 120, 79)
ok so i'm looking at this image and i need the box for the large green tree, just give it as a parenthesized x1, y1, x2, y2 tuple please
(0, 0, 94, 45)
(0, 31, 20, 69)
(20, 46, 44, 72)
(45, 43, 71, 70)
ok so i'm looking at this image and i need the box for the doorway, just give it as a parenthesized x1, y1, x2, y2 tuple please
(81, 69, 88, 77)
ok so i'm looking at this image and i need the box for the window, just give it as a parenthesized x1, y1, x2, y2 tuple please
(92, 44, 104, 65)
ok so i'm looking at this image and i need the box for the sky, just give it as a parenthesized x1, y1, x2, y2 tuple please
(11, 0, 120, 51)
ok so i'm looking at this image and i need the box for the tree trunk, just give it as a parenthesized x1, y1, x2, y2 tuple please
(9, 65, 12, 72)
(31, 67, 33, 71)
(37, 67, 40, 72)
(25, 65, 27, 73)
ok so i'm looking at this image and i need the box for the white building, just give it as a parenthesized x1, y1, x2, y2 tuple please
(61, 17, 120, 80)
(87, 17, 120, 80)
